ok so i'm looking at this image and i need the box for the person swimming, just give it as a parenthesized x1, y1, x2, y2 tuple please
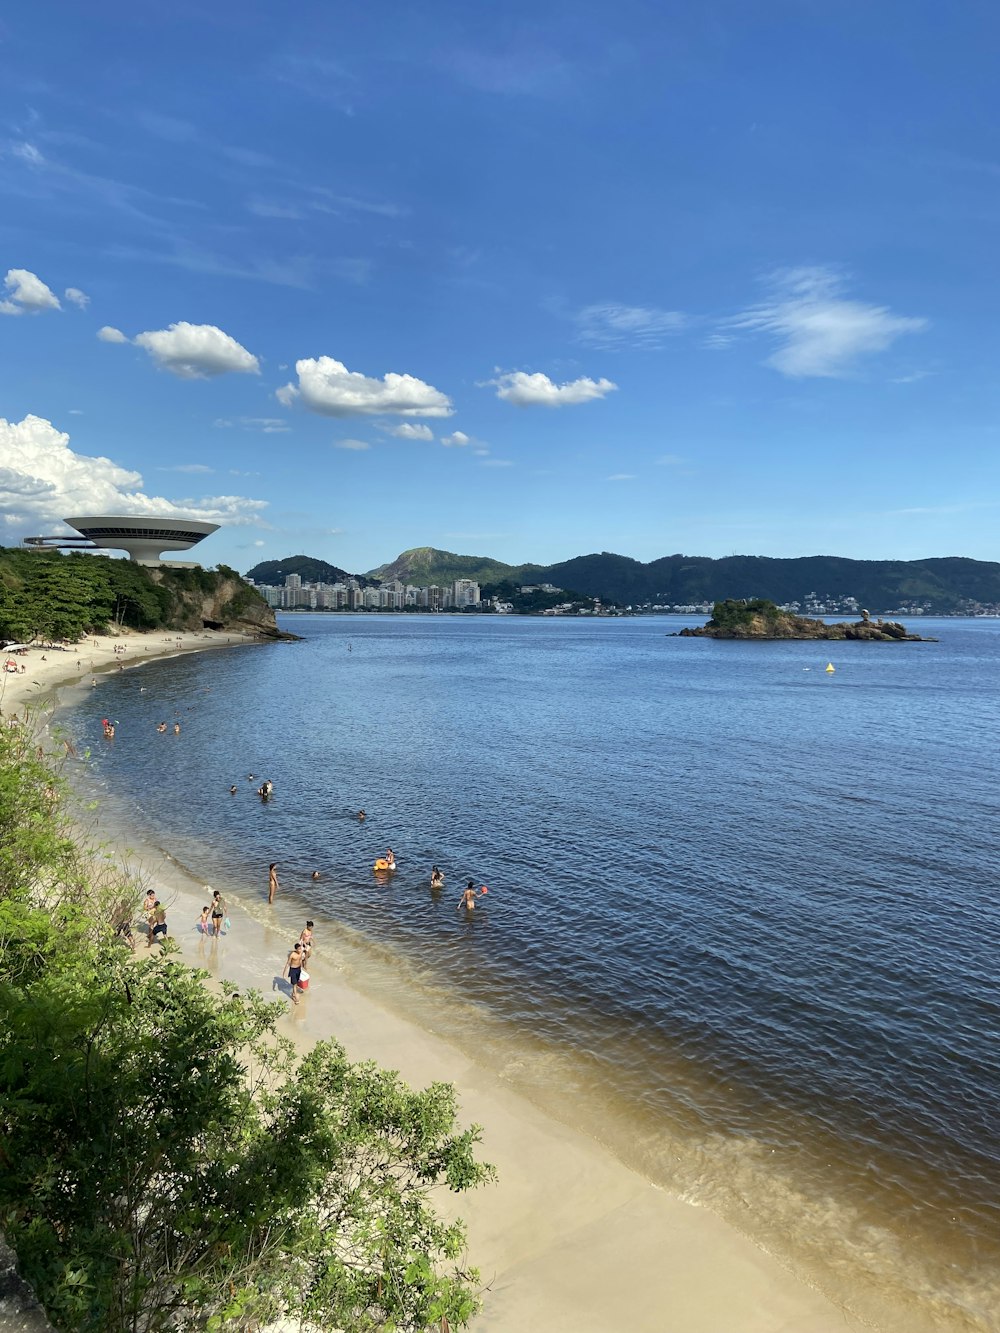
(229, 785, 238, 795)
(357, 809, 366, 822)
(430, 866, 444, 888)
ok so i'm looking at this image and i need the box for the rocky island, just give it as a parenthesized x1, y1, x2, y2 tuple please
(676, 599, 937, 641)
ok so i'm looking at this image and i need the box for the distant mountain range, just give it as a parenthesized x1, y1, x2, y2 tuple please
(244, 549, 1000, 612)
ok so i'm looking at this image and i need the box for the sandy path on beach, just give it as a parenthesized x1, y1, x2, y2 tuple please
(22, 631, 867, 1333)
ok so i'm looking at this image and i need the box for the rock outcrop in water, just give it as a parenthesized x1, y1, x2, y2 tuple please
(676, 599, 936, 641)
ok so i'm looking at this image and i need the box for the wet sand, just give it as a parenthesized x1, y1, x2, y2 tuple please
(19, 632, 867, 1333)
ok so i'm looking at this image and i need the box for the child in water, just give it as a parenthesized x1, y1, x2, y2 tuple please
(198, 906, 210, 933)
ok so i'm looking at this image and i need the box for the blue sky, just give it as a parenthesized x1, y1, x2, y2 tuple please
(2, 1, 999, 573)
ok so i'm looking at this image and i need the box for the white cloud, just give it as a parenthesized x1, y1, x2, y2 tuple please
(607, 473, 636, 481)
(440, 430, 471, 447)
(576, 302, 685, 348)
(381, 422, 434, 440)
(334, 438, 370, 450)
(133, 322, 260, 379)
(277, 355, 452, 417)
(480, 458, 513, 467)
(490, 370, 617, 407)
(0, 267, 61, 316)
(0, 414, 267, 534)
(726, 267, 927, 378)
(64, 286, 89, 309)
(97, 325, 128, 343)
(159, 463, 214, 473)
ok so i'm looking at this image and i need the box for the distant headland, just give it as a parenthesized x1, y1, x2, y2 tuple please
(676, 600, 937, 641)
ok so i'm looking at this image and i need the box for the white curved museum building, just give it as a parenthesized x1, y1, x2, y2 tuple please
(23, 516, 220, 566)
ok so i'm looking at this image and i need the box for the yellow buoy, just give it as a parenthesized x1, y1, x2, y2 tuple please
(825, 662, 835, 673)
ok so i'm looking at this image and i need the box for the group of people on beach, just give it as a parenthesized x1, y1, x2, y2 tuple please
(282, 920, 314, 1004)
(197, 889, 228, 937)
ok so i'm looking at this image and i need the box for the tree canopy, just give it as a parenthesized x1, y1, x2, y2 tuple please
(0, 715, 493, 1332)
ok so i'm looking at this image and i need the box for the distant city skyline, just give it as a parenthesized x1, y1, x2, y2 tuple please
(2, 3, 999, 570)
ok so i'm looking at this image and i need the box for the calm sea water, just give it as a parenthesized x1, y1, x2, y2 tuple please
(62, 615, 1000, 1331)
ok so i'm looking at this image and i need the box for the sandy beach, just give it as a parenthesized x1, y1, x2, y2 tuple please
(13, 632, 868, 1333)
(0, 627, 263, 721)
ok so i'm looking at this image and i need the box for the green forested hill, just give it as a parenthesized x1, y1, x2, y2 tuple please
(243, 554, 372, 587)
(246, 545, 1000, 612)
(537, 552, 1000, 610)
(365, 547, 544, 587)
(0, 548, 278, 640)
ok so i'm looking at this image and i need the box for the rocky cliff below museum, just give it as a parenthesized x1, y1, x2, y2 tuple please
(676, 599, 936, 641)
(148, 566, 287, 637)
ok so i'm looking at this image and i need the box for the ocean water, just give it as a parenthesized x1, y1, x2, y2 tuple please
(61, 614, 1000, 1331)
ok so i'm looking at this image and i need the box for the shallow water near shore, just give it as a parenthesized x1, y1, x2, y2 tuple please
(60, 613, 1000, 1332)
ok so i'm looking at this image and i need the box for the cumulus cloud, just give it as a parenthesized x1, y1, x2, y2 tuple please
(0, 268, 61, 315)
(64, 286, 89, 309)
(576, 302, 685, 348)
(276, 356, 452, 417)
(97, 325, 128, 343)
(440, 430, 471, 447)
(725, 267, 927, 378)
(0, 414, 267, 535)
(490, 370, 617, 407)
(133, 322, 260, 379)
(381, 422, 434, 440)
(334, 438, 370, 450)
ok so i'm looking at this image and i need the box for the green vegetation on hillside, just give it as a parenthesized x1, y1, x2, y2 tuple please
(0, 549, 275, 641)
(707, 598, 784, 630)
(365, 547, 543, 588)
(0, 717, 493, 1332)
(257, 546, 1000, 612)
(480, 579, 609, 613)
(243, 553, 373, 588)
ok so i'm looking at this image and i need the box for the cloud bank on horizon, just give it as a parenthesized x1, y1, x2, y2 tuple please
(0, 1, 994, 569)
(0, 416, 267, 534)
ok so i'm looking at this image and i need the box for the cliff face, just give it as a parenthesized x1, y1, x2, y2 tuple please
(147, 568, 286, 637)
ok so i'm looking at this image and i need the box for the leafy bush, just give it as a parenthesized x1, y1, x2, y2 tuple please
(0, 717, 493, 1332)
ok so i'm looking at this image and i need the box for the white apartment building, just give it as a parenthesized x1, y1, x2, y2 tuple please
(453, 579, 481, 608)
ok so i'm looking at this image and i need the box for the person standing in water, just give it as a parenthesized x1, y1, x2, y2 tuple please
(457, 881, 487, 911)
(430, 866, 444, 888)
(210, 889, 226, 937)
(268, 862, 279, 904)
